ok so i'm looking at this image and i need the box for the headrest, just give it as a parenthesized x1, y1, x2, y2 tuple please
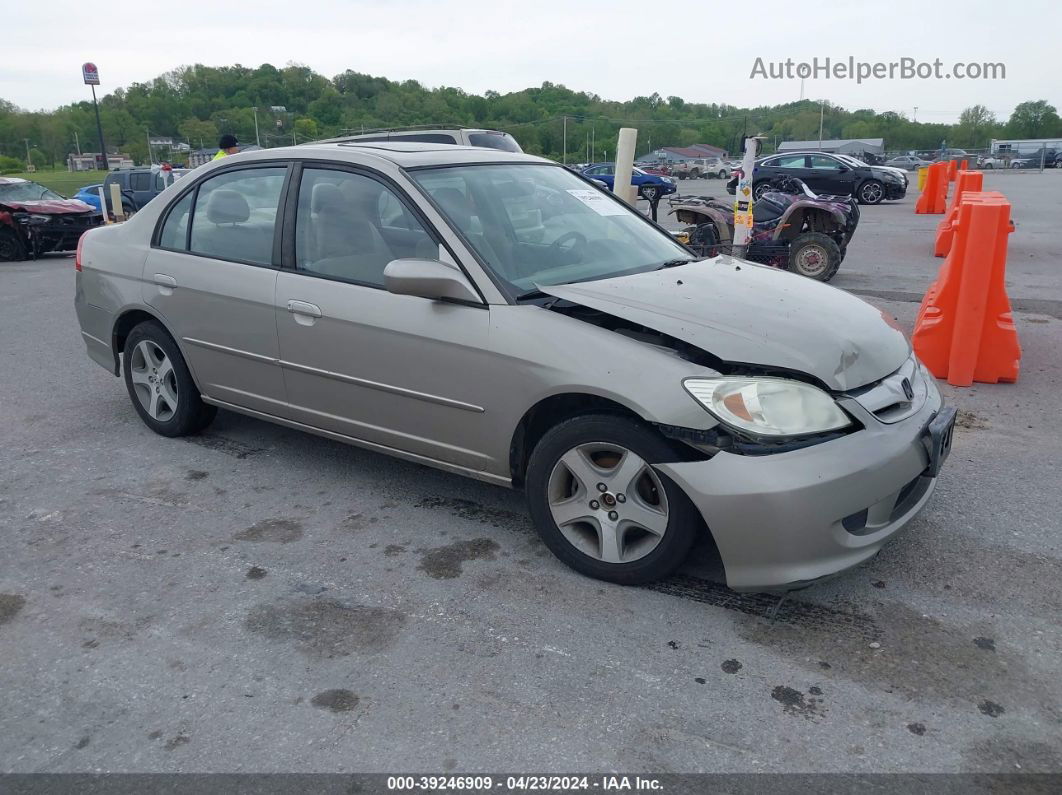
(338, 177, 380, 213)
(431, 188, 473, 229)
(205, 189, 250, 224)
(311, 182, 344, 214)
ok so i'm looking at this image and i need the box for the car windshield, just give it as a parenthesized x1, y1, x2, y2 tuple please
(410, 163, 691, 294)
(837, 155, 869, 167)
(0, 180, 62, 201)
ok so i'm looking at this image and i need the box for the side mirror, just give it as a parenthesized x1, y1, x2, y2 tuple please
(383, 258, 481, 304)
(837, 166, 848, 173)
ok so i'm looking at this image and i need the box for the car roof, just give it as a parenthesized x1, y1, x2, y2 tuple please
(229, 141, 551, 169)
(0, 177, 30, 185)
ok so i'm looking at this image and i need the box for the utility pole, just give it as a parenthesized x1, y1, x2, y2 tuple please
(74, 131, 81, 155)
(913, 106, 919, 122)
(252, 107, 261, 147)
(562, 116, 567, 164)
(818, 100, 825, 150)
(24, 139, 32, 168)
(591, 127, 595, 163)
(800, 77, 805, 101)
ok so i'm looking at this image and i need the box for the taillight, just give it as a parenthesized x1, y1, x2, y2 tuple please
(75, 232, 86, 272)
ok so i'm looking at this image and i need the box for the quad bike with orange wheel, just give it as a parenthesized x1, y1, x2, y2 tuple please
(667, 176, 859, 282)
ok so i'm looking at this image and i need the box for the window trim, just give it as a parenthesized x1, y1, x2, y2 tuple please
(282, 160, 486, 305)
(150, 160, 293, 270)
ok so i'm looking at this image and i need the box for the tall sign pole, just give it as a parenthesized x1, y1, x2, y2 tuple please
(83, 63, 108, 171)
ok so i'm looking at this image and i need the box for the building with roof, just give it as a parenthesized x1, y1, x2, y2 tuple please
(636, 143, 728, 164)
(777, 138, 885, 158)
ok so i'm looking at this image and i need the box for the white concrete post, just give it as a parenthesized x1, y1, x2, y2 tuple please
(732, 136, 762, 256)
(613, 128, 638, 205)
(96, 186, 110, 224)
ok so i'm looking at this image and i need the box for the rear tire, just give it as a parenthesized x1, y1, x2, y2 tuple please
(641, 185, 659, 202)
(789, 232, 841, 282)
(122, 321, 216, 437)
(752, 182, 771, 200)
(525, 414, 701, 585)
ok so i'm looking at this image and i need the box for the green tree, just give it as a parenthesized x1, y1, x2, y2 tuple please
(1006, 100, 1061, 138)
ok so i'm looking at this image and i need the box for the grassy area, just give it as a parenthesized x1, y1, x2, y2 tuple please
(3, 170, 111, 197)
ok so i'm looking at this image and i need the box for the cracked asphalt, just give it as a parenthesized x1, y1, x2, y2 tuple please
(2, 172, 1061, 774)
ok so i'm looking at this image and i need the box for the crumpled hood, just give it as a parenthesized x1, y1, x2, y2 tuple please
(0, 198, 95, 214)
(540, 258, 910, 391)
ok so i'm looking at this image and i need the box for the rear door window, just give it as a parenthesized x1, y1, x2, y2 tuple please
(187, 167, 286, 266)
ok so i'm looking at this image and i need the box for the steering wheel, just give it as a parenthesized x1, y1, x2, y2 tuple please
(550, 230, 588, 260)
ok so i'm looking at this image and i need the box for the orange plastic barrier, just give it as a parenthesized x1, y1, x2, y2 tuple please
(960, 159, 968, 170)
(913, 195, 1021, 386)
(934, 171, 985, 256)
(946, 159, 958, 182)
(915, 162, 948, 214)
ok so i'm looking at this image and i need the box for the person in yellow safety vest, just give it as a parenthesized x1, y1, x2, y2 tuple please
(213, 134, 239, 160)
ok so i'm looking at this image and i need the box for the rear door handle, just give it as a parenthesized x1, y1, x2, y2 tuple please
(153, 273, 177, 295)
(287, 300, 322, 319)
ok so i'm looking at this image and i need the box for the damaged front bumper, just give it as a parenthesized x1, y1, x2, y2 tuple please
(655, 375, 948, 592)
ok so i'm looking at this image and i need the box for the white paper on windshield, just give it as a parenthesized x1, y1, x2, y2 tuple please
(567, 189, 627, 216)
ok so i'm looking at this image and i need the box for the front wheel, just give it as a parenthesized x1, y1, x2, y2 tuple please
(857, 180, 885, 205)
(0, 228, 27, 262)
(525, 414, 701, 585)
(789, 232, 841, 282)
(640, 185, 659, 202)
(718, 169, 727, 179)
(123, 321, 216, 437)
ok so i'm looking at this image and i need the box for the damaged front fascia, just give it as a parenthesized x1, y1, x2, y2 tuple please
(540, 298, 856, 458)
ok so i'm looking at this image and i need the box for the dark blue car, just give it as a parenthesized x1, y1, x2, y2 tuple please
(580, 163, 676, 201)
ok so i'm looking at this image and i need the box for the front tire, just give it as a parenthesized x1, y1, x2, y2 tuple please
(752, 182, 771, 200)
(641, 185, 659, 202)
(122, 321, 216, 437)
(0, 228, 27, 262)
(525, 414, 701, 585)
(789, 232, 841, 282)
(857, 179, 885, 205)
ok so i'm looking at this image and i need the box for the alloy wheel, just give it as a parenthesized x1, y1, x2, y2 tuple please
(860, 182, 884, 203)
(129, 340, 178, 421)
(546, 442, 669, 564)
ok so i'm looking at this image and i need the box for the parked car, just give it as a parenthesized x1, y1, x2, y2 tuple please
(884, 155, 931, 171)
(672, 158, 730, 180)
(977, 155, 1007, 169)
(320, 126, 523, 153)
(76, 167, 189, 218)
(0, 176, 101, 260)
(580, 163, 676, 201)
(74, 142, 955, 591)
(834, 154, 908, 188)
(1009, 150, 1058, 169)
(639, 164, 672, 177)
(727, 151, 907, 204)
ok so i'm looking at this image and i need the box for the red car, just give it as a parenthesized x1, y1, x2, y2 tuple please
(640, 164, 671, 176)
(0, 177, 102, 261)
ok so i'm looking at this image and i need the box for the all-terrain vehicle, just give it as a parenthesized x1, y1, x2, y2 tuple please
(667, 176, 859, 282)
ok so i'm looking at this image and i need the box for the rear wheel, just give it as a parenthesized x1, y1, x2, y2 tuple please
(753, 182, 771, 200)
(0, 228, 27, 262)
(641, 185, 659, 202)
(526, 414, 701, 585)
(718, 169, 727, 179)
(123, 321, 216, 437)
(789, 232, 841, 282)
(857, 180, 884, 205)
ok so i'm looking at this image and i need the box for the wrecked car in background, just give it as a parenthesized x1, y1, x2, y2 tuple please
(1, 177, 101, 261)
(74, 142, 955, 592)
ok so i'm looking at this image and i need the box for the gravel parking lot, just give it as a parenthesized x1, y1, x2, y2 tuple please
(2, 170, 1061, 775)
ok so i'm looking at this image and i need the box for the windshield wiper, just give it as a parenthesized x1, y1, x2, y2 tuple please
(515, 288, 549, 302)
(653, 257, 699, 269)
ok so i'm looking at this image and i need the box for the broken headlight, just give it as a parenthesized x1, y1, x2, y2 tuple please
(683, 376, 852, 437)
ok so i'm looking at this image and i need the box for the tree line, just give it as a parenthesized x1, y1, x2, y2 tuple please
(2, 62, 1060, 170)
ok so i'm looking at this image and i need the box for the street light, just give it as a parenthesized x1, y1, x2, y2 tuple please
(818, 99, 826, 150)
